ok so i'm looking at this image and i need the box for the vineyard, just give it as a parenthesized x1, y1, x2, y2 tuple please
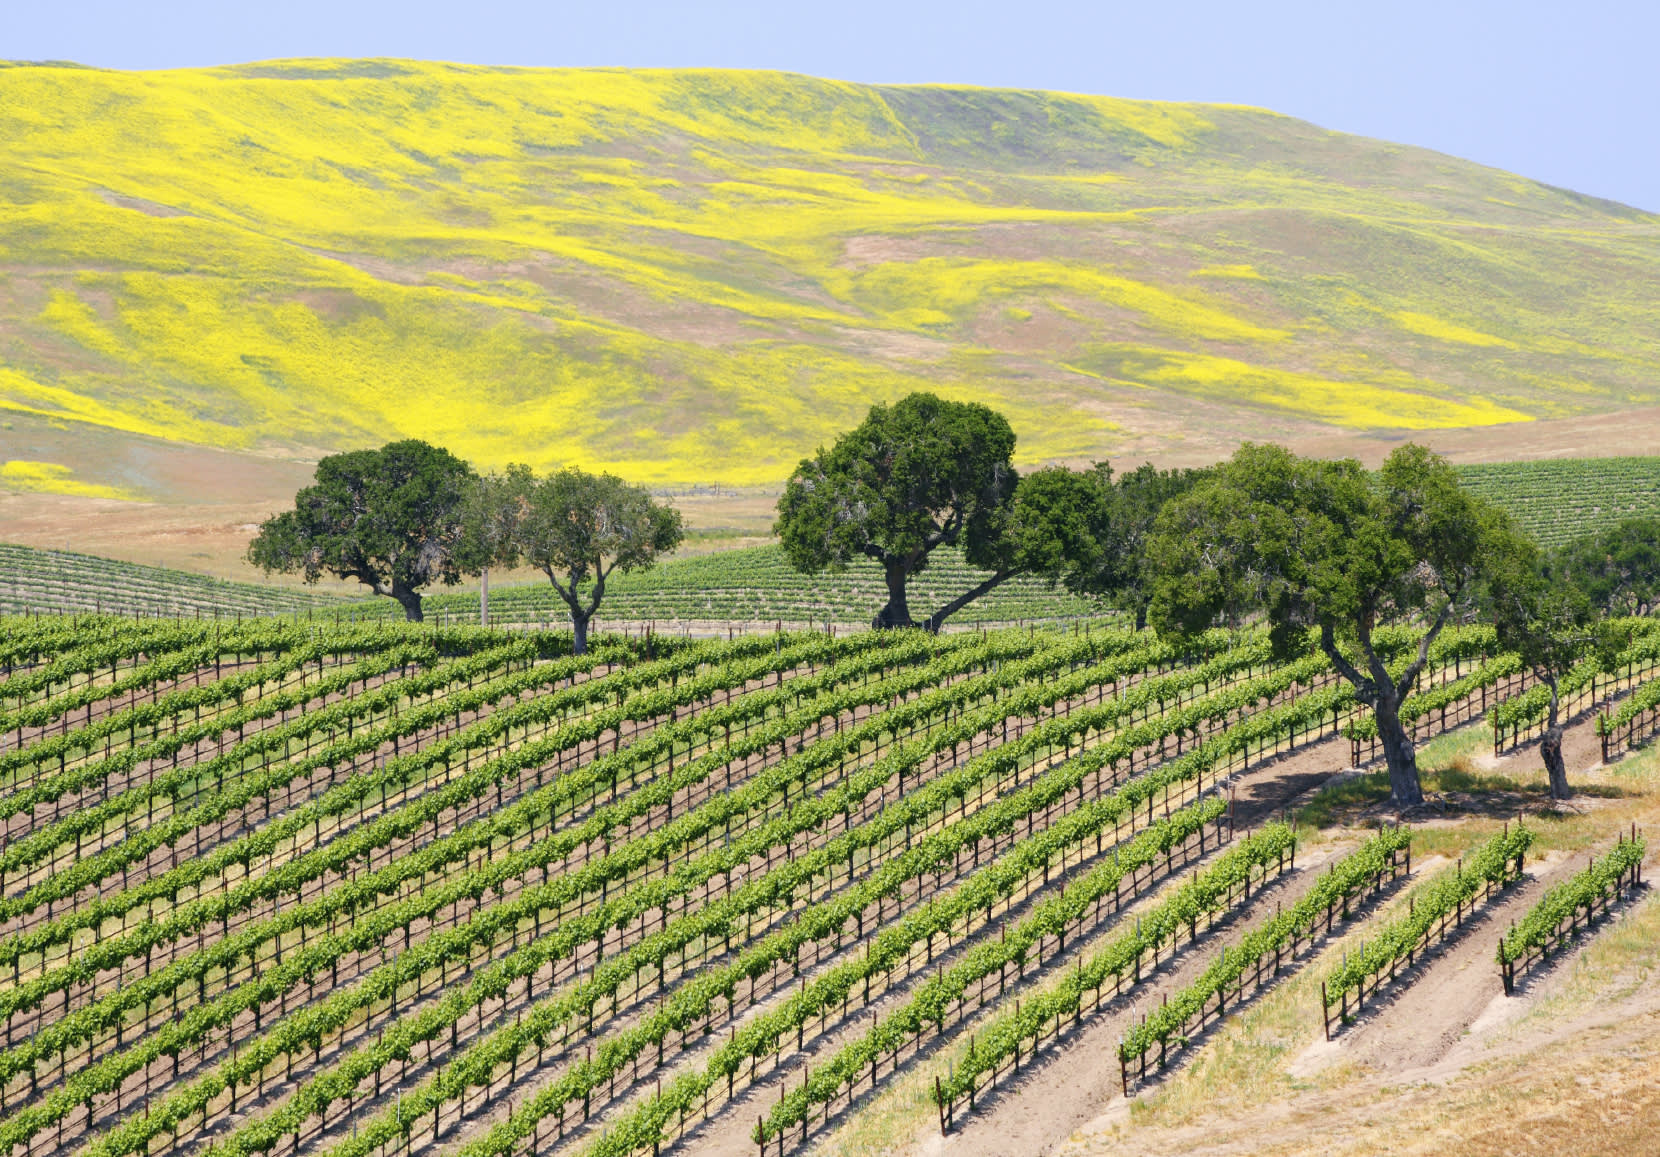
(362, 546, 1111, 631)
(0, 547, 346, 620)
(0, 602, 1651, 1157)
(3, 456, 1657, 627)
(1455, 456, 1660, 547)
(0, 543, 1106, 629)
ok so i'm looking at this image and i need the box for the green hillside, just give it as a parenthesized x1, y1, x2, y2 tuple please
(1, 60, 1658, 495)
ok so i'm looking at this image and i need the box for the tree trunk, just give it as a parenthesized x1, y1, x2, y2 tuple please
(872, 559, 914, 630)
(1134, 604, 1148, 633)
(1321, 621, 1431, 810)
(923, 571, 1013, 634)
(1541, 679, 1571, 800)
(391, 584, 424, 623)
(544, 564, 603, 656)
(1373, 692, 1424, 808)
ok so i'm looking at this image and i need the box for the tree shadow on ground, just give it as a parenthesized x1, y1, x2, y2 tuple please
(1296, 760, 1635, 832)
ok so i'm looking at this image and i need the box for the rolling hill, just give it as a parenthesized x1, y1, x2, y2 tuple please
(1, 60, 1658, 498)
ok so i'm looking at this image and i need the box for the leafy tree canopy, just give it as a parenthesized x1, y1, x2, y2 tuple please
(1546, 516, 1660, 618)
(247, 439, 477, 622)
(471, 465, 683, 652)
(1487, 540, 1596, 799)
(775, 393, 1019, 629)
(915, 466, 1114, 632)
(1065, 461, 1213, 629)
(775, 394, 1114, 630)
(1145, 442, 1525, 806)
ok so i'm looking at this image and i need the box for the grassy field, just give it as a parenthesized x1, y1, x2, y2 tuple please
(1, 62, 1658, 500)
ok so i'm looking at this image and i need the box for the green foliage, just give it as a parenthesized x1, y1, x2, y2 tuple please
(1489, 617, 1660, 733)
(999, 467, 1113, 583)
(248, 440, 479, 621)
(0, 629, 871, 942)
(737, 823, 1300, 1142)
(579, 638, 1425, 1153)
(1146, 442, 1526, 804)
(1075, 461, 1212, 628)
(1607, 659, 1660, 732)
(775, 395, 1122, 631)
(1546, 516, 1660, 618)
(68, 629, 1154, 1157)
(1456, 460, 1660, 549)
(912, 465, 1118, 632)
(776, 393, 1018, 628)
(472, 464, 684, 651)
(1124, 826, 1413, 1061)
(403, 542, 1113, 628)
(1499, 835, 1645, 964)
(468, 756, 1234, 1157)
(1323, 825, 1533, 1005)
(0, 544, 347, 618)
(1485, 527, 1594, 783)
(0, 583, 1569, 1157)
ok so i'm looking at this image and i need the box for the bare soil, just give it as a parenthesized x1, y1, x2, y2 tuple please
(667, 735, 1363, 1157)
(1280, 403, 1660, 471)
(1298, 849, 1576, 1078)
(932, 839, 1359, 1157)
(840, 711, 1660, 1157)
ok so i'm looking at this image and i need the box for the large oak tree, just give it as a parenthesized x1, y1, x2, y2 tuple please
(1145, 442, 1523, 807)
(1546, 517, 1660, 618)
(918, 465, 1114, 632)
(775, 393, 1110, 631)
(247, 439, 477, 622)
(1065, 461, 1212, 630)
(775, 394, 1017, 629)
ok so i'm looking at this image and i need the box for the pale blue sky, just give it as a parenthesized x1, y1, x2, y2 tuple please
(7, 0, 1656, 211)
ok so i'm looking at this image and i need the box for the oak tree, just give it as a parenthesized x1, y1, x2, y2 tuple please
(247, 439, 477, 622)
(775, 394, 1109, 631)
(1145, 442, 1519, 807)
(917, 465, 1114, 632)
(1067, 461, 1212, 630)
(473, 465, 683, 653)
(775, 394, 1018, 630)
(1488, 550, 1596, 800)
(1547, 517, 1660, 618)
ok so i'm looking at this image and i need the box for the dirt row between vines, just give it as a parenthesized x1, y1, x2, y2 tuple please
(853, 710, 1660, 1157)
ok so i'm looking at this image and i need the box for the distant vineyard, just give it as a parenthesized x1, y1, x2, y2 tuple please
(1456, 457, 1660, 546)
(0, 545, 346, 619)
(379, 545, 1113, 630)
(4, 456, 1657, 625)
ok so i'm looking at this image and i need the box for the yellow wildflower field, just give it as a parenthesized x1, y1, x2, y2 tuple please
(1, 60, 1656, 492)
